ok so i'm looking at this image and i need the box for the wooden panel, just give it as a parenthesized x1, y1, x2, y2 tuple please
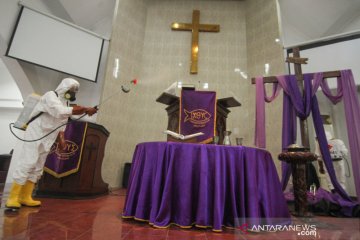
(217, 97, 241, 108)
(251, 70, 341, 84)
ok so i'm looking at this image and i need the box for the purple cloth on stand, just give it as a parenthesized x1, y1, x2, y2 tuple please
(123, 142, 291, 230)
(44, 121, 87, 177)
(180, 90, 216, 143)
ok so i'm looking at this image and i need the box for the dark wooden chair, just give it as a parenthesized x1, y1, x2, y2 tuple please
(0, 151, 12, 185)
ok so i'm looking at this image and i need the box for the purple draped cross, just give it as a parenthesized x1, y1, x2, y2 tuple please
(255, 70, 360, 214)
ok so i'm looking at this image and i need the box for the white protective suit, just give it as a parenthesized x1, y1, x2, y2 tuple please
(315, 131, 348, 191)
(12, 78, 78, 185)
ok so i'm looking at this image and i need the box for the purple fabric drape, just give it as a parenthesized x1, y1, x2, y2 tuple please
(340, 71, 360, 199)
(123, 142, 291, 231)
(278, 73, 315, 189)
(254, 70, 359, 214)
(255, 77, 282, 148)
(318, 70, 360, 199)
(279, 72, 358, 215)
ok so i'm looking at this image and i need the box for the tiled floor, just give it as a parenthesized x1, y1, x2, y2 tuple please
(0, 186, 359, 240)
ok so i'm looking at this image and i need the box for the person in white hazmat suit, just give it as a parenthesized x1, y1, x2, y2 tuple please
(315, 131, 348, 192)
(6, 78, 97, 209)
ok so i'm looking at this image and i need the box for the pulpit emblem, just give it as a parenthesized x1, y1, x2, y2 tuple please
(49, 140, 79, 160)
(184, 109, 211, 125)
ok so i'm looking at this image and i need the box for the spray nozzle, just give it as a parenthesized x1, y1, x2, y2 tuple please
(121, 85, 130, 93)
(121, 79, 138, 93)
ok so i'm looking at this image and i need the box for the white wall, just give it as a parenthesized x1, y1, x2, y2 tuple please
(0, 45, 23, 184)
(0, 0, 23, 45)
(0, 59, 22, 108)
(299, 38, 360, 88)
(0, 108, 21, 154)
(278, 0, 360, 48)
(97, 0, 148, 188)
(1, 108, 23, 184)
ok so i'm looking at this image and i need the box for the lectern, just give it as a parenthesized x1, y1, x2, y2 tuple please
(156, 92, 241, 143)
(36, 122, 110, 198)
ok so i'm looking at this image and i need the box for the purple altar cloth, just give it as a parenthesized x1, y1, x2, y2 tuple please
(122, 142, 291, 231)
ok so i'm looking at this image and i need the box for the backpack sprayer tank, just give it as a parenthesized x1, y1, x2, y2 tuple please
(13, 93, 41, 131)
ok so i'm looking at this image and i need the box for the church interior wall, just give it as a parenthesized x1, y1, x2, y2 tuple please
(0, 0, 33, 180)
(97, 0, 148, 188)
(99, 0, 249, 187)
(245, 0, 285, 174)
(99, 0, 286, 188)
(0, 58, 23, 157)
(278, 0, 360, 48)
(2, 0, 357, 193)
(0, 109, 20, 154)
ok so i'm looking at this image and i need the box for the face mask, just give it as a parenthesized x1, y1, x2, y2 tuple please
(64, 91, 76, 102)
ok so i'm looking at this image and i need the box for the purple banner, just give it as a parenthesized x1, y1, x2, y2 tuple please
(44, 121, 87, 178)
(180, 90, 216, 143)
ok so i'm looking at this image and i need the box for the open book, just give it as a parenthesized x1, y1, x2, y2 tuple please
(163, 130, 204, 140)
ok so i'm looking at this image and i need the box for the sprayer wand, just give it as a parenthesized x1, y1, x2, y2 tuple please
(9, 79, 137, 142)
(95, 79, 137, 109)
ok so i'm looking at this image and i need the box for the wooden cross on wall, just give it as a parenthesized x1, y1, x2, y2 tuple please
(251, 47, 341, 147)
(171, 10, 220, 74)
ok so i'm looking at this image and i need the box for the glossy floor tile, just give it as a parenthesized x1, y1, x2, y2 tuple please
(0, 184, 359, 240)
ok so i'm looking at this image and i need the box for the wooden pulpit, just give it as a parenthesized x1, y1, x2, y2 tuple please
(36, 122, 110, 198)
(156, 92, 241, 143)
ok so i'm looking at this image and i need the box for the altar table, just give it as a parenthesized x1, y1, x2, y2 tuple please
(122, 142, 291, 231)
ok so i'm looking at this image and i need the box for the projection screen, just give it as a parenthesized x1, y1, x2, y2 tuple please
(6, 6, 105, 82)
